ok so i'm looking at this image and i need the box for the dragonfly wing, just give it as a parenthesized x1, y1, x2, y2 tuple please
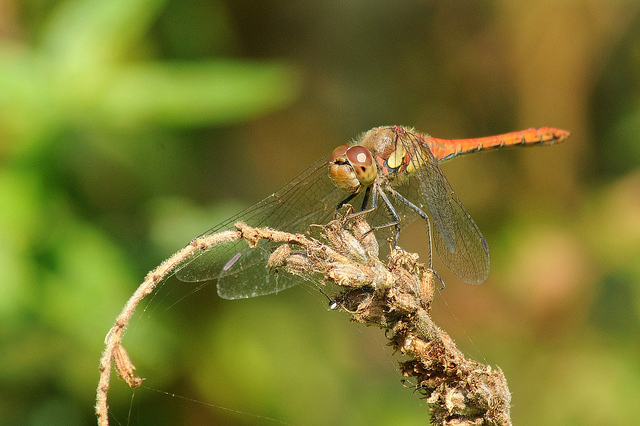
(175, 154, 346, 299)
(430, 189, 490, 285)
(400, 134, 490, 285)
(217, 239, 299, 299)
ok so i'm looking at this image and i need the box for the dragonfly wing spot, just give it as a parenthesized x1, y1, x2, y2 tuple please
(223, 252, 243, 271)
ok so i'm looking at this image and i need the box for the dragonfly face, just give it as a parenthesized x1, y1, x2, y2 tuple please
(329, 144, 378, 194)
(328, 126, 421, 195)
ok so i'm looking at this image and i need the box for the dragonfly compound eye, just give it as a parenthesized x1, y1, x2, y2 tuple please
(330, 144, 375, 193)
(330, 144, 350, 163)
(345, 146, 377, 187)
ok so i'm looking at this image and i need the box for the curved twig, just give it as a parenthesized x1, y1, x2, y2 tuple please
(96, 217, 511, 425)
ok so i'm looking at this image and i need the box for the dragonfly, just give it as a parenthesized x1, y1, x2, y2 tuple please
(176, 126, 569, 299)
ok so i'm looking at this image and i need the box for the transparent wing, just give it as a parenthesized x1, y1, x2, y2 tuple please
(397, 133, 490, 284)
(175, 154, 348, 299)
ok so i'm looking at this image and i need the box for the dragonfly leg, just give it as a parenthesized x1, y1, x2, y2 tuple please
(336, 192, 359, 217)
(339, 185, 403, 247)
(432, 269, 446, 290)
(375, 187, 401, 246)
(338, 184, 389, 222)
(360, 185, 372, 211)
(345, 184, 402, 245)
(385, 185, 434, 270)
(336, 186, 374, 221)
(343, 184, 379, 220)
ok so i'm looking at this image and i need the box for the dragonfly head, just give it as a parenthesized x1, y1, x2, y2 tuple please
(329, 144, 378, 193)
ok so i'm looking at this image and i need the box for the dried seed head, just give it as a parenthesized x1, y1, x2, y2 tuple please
(350, 215, 379, 259)
(327, 263, 373, 288)
(267, 244, 292, 269)
(113, 343, 143, 388)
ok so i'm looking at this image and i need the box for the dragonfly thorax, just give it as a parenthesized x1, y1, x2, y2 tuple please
(329, 144, 377, 193)
(357, 126, 421, 186)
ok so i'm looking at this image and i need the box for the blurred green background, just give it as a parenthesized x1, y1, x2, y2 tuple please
(2, 0, 640, 425)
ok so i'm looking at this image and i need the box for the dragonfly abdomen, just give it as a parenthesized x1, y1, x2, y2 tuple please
(431, 127, 570, 162)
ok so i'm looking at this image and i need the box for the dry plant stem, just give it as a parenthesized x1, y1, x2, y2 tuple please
(96, 218, 511, 426)
(326, 228, 511, 425)
(95, 226, 287, 425)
